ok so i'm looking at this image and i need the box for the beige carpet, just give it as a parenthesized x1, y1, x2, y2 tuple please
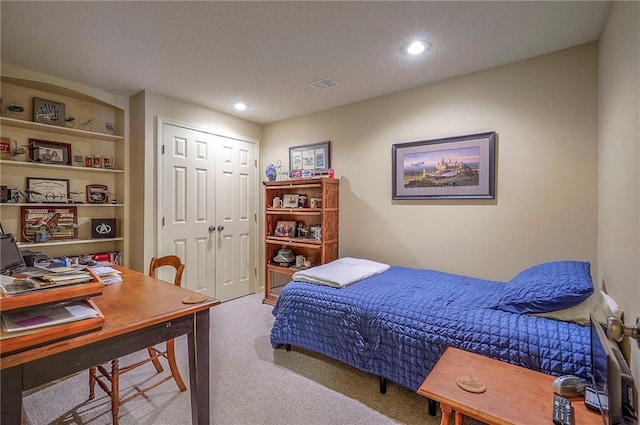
(20, 293, 485, 425)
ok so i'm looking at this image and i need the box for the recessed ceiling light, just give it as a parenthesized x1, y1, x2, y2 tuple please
(233, 102, 248, 111)
(405, 40, 428, 55)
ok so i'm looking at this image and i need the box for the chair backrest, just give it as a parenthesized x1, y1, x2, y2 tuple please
(148, 255, 185, 287)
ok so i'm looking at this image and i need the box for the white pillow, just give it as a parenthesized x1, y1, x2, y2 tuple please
(532, 290, 622, 324)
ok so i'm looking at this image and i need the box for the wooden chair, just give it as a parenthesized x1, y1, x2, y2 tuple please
(88, 255, 187, 424)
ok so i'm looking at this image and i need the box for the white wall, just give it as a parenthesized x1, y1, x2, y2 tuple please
(263, 43, 599, 282)
(598, 1, 640, 384)
(129, 90, 262, 272)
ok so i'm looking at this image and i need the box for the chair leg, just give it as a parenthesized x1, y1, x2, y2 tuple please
(147, 347, 164, 373)
(88, 366, 96, 400)
(166, 339, 187, 391)
(110, 359, 120, 425)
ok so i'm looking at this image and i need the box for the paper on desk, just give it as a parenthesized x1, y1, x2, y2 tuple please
(91, 266, 122, 285)
(0, 301, 99, 332)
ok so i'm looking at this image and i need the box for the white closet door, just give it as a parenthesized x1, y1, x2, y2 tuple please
(160, 123, 256, 301)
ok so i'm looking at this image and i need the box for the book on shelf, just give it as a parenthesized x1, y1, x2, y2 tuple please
(0, 300, 100, 334)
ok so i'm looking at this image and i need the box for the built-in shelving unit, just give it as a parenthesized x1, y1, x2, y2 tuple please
(0, 66, 128, 263)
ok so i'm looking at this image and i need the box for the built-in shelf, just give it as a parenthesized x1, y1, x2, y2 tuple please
(0, 116, 124, 141)
(0, 160, 123, 173)
(0, 203, 124, 207)
(17, 237, 124, 248)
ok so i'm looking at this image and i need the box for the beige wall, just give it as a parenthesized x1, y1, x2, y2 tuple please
(263, 43, 599, 282)
(598, 1, 640, 384)
(129, 90, 262, 272)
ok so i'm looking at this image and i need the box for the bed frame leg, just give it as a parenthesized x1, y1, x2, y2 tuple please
(285, 344, 291, 352)
(428, 398, 436, 416)
(379, 376, 387, 394)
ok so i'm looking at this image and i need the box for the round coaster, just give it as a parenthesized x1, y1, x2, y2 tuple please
(456, 375, 486, 393)
(182, 294, 209, 304)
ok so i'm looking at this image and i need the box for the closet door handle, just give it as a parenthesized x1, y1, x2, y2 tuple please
(208, 225, 216, 232)
(217, 225, 224, 232)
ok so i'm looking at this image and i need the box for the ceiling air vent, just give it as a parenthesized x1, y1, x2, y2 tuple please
(309, 77, 340, 91)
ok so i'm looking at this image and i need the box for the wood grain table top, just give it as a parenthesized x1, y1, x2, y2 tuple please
(1, 266, 219, 369)
(417, 347, 603, 425)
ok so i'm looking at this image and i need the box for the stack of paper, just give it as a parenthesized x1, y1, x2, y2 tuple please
(92, 266, 123, 285)
(1, 300, 99, 333)
(0, 267, 93, 295)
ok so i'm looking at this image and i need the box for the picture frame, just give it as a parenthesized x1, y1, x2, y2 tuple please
(86, 184, 109, 204)
(289, 141, 331, 173)
(274, 220, 296, 238)
(26, 177, 70, 203)
(309, 224, 322, 241)
(21, 206, 78, 242)
(28, 138, 72, 165)
(392, 132, 496, 200)
(33, 97, 66, 127)
(282, 194, 299, 208)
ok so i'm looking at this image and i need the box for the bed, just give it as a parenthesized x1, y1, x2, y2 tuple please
(270, 259, 612, 393)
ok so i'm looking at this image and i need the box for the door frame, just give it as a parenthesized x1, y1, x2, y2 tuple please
(155, 116, 260, 295)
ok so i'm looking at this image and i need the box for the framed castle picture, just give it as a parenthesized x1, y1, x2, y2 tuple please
(392, 132, 496, 200)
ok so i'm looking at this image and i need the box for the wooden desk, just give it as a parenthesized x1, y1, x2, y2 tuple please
(1, 267, 220, 425)
(417, 347, 603, 425)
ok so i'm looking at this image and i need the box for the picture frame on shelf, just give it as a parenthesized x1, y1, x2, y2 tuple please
(33, 97, 66, 127)
(28, 138, 72, 165)
(391, 131, 496, 200)
(86, 184, 109, 204)
(289, 141, 331, 174)
(282, 194, 299, 208)
(26, 177, 70, 203)
(274, 220, 296, 238)
(21, 206, 78, 242)
(309, 224, 322, 241)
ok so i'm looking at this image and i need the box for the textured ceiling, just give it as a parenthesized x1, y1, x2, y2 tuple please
(1, 1, 611, 124)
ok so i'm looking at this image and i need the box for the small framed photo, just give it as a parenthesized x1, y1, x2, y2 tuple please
(28, 138, 72, 165)
(274, 220, 296, 238)
(33, 97, 66, 127)
(86, 184, 109, 204)
(26, 177, 70, 203)
(282, 194, 299, 208)
(309, 224, 322, 241)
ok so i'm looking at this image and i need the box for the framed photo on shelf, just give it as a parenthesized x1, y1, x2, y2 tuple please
(21, 206, 78, 242)
(28, 138, 72, 165)
(392, 131, 496, 200)
(309, 224, 322, 241)
(26, 177, 70, 203)
(86, 184, 109, 204)
(274, 220, 296, 238)
(282, 194, 299, 208)
(33, 97, 66, 127)
(289, 141, 331, 173)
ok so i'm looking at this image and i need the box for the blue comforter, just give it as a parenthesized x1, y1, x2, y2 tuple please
(270, 265, 591, 391)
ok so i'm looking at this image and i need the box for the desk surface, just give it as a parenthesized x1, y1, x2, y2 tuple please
(418, 347, 603, 425)
(1, 266, 219, 369)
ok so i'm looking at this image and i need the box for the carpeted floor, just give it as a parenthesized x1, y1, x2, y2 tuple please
(20, 293, 485, 425)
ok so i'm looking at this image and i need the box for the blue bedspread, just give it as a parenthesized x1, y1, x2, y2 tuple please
(270, 265, 591, 391)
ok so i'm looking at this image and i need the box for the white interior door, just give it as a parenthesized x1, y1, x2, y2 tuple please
(159, 122, 256, 301)
(160, 123, 216, 296)
(214, 136, 256, 301)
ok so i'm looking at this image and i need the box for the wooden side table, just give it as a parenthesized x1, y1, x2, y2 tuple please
(417, 347, 603, 425)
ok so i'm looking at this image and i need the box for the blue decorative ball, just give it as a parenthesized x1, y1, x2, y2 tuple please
(265, 164, 277, 181)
